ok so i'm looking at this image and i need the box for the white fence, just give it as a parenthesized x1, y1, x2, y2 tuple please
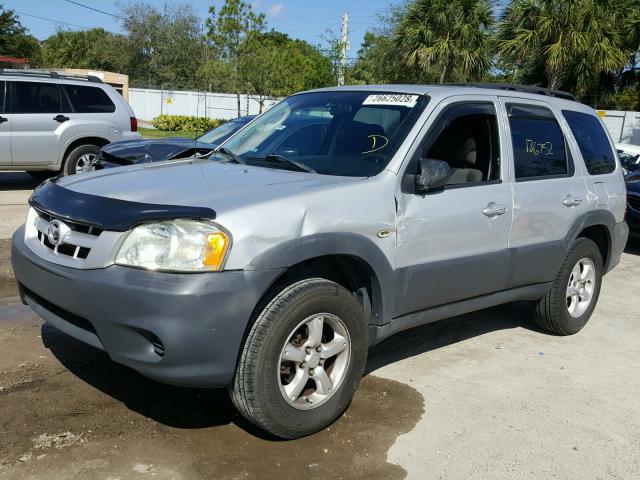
(128, 88, 280, 121)
(599, 110, 640, 145)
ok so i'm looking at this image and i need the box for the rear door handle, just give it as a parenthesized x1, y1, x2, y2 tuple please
(563, 195, 582, 207)
(482, 202, 508, 217)
(53, 115, 69, 123)
(0, 116, 7, 124)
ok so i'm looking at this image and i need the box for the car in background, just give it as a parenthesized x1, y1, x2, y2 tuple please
(0, 69, 140, 177)
(615, 144, 640, 236)
(95, 115, 256, 169)
(616, 143, 640, 176)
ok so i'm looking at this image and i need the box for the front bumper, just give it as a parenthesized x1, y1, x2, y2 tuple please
(11, 226, 283, 387)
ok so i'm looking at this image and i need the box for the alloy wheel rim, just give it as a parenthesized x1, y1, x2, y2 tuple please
(566, 257, 596, 318)
(278, 313, 351, 410)
(75, 153, 97, 173)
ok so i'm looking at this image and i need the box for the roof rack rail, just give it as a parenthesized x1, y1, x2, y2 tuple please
(445, 83, 577, 101)
(0, 69, 103, 83)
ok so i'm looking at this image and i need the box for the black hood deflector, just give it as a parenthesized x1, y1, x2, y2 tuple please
(29, 180, 216, 231)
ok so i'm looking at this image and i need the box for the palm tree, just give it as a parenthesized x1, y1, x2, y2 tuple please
(395, 0, 495, 83)
(496, 0, 633, 96)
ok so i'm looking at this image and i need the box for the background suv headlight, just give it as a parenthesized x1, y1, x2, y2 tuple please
(115, 219, 230, 272)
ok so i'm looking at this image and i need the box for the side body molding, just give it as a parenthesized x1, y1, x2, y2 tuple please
(246, 232, 397, 325)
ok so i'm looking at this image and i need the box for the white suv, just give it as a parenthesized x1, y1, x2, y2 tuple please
(0, 69, 140, 177)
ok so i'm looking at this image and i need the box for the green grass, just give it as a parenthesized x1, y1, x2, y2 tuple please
(139, 127, 195, 139)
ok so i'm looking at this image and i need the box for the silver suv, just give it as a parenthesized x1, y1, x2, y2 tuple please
(0, 70, 140, 177)
(11, 84, 628, 438)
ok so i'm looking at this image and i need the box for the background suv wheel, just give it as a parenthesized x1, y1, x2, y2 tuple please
(63, 144, 101, 176)
(230, 278, 368, 439)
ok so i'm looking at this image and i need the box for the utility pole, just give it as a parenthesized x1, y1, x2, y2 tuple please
(338, 11, 349, 86)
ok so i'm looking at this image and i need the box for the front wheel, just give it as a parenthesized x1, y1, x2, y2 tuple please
(230, 278, 368, 438)
(533, 237, 603, 335)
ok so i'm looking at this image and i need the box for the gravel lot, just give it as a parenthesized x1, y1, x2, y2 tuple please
(1, 173, 639, 479)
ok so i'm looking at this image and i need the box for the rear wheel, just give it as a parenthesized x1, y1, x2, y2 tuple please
(230, 278, 368, 438)
(533, 237, 603, 335)
(63, 145, 101, 176)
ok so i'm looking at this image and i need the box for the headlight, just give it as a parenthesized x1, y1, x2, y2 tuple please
(115, 219, 230, 272)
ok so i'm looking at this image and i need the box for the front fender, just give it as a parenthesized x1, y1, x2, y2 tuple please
(246, 232, 397, 325)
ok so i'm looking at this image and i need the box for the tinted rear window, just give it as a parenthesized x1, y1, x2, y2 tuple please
(63, 84, 115, 113)
(562, 110, 616, 175)
(507, 104, 569, 180)
(12, 81, 62, 114)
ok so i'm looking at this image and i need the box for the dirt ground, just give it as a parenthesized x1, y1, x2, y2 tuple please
(1, 174, 639, 479)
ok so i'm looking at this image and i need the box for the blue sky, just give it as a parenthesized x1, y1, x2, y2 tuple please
(5, 0, 388, 56)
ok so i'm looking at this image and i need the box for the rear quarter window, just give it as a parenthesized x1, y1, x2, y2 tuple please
(562, 110, 616, 175)
(63, 84, 116, 113)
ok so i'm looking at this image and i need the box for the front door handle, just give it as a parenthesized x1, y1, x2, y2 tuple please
(482, 202, 508, 217)
(53, 115, 69, 123)
(0, 116, 7, 124)
(563, 195, 583, 207)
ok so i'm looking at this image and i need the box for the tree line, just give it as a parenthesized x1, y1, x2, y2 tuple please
(1, 0, 640, 112)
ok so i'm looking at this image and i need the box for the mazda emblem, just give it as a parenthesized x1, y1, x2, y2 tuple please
(47, 220, 63, 246)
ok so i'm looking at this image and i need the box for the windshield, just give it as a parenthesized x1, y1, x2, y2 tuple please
(198, 117, 252, 145)
(215, 91, 429, 176)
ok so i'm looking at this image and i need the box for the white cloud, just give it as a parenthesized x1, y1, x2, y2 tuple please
(267, 3, 284, 19)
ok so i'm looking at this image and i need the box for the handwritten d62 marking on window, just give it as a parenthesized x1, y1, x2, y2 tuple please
(526, 139, 554, 156)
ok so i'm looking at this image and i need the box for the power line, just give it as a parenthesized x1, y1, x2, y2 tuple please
(63, 0, 127, 21)
(14, 10, 91, 30)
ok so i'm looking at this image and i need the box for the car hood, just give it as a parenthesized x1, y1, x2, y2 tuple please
(58, 158, 362, 214)
(101, 137, 215, 163)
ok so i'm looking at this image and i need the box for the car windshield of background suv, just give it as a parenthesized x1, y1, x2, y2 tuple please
(213, 91, 429, 177)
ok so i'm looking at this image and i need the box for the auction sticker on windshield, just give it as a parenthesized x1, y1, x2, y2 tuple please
(363, 94, 419, 107)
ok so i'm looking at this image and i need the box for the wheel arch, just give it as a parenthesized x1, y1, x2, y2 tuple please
(567, 210, 616, 272)
(60, 136, 110, 166)
(246, 233, 396, 327)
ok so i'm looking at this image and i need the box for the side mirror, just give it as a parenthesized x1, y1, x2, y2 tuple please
(415, 158, 450, 193)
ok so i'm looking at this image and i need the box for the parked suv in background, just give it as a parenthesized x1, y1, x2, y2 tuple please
(0, 69, 140, 177)
(11, 84, 628, 438)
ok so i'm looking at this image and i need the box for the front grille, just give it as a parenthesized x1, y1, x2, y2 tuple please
(33, 209, 101, 261)
(36, 210, 103, 236)
(628, 193, 640, 212)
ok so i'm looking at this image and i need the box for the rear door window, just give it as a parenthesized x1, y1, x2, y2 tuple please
(507, 104, 570, 180)
(562, 110, 616, 175)
(63, 84, 116, 113)
(12, 81, 62, 114)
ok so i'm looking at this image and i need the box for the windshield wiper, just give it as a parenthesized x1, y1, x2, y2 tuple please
(214, 147, 246, 165)
(264, 154, 316, 173)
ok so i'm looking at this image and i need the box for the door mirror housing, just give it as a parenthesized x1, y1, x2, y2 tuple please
(415, 158, 450, 193)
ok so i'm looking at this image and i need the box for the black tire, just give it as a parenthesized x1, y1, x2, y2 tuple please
(63, 144, 101, 176)
(230, 278, 368, 439)
(533, 237, 603, 335)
